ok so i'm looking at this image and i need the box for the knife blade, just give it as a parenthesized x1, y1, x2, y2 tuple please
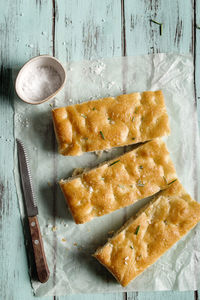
(16, 139, 38, 216)
(16, 139, 50, 283)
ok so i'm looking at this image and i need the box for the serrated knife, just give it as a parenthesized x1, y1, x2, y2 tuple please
(16, 139, 50, 283)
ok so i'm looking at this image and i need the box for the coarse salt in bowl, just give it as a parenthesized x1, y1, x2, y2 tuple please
(15, 55, 66, 105)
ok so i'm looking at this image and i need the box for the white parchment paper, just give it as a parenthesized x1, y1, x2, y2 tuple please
(14, 54, 200, 296)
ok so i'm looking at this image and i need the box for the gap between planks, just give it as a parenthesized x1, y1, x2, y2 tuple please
(52, 0, 57, 298)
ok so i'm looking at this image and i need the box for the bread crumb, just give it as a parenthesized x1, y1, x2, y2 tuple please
(74, 242, 78, 246)
(52, 226, 57, 232)
(89, 186, 93, 193)
(95, 150, 103, 157)
(72, 168, 84, 176)
(61, 238, 66, 242)
(136, 255, 141, 261)
(108, 230, 114, 236)
(46, 224, 52, 228)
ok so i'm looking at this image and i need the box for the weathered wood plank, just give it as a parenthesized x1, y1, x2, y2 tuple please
(195, 0, 200, 131)
(54, 1, 123, 299)
(0, 0, 53, 299)
(195, 1, 200, 298)
(54, 0, 122, 62)
(130, 291, 196, 300)
(57, 294, 124, 300)
(124, 0, 193, 55)
(124, 1, 195, 300)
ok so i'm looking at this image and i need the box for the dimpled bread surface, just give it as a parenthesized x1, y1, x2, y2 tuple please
(59, 139, 177, 224)
(94, 180, 200, 287)
(52, 90, 170, 156)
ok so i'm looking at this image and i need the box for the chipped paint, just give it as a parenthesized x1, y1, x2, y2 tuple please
(0, 182, 4, 214)
(174, 18, 183, 46)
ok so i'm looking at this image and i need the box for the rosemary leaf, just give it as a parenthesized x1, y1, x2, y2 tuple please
(135, 107, 139, 113)
(135, 225, 140, 235)
(100, 131, 105, 140)
(81, 114, 87, 119)
(160, 23, 163, 35)
(130, 245, 134, 249)
(150, 19, 162, 25)
(168, 179, 177, 185)
(92, 107, 96, 110)
(132, 137, 136, 140)
(109, 160, 120, 167)
(118, 184, 124, 189)
(132, 116, 135, 121)
(150, 19, 163, 36)
(137, 180, 145, 187)
(139, 165, 143, 169)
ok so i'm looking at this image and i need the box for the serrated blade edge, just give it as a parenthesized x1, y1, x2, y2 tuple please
(16, 139, 38, 217)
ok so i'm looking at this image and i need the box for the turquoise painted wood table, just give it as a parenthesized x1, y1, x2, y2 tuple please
(0, 0, 199, 299)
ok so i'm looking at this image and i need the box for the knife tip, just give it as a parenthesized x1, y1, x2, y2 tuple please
(16, 138, 24, 149)
(16, 138, 21, 144)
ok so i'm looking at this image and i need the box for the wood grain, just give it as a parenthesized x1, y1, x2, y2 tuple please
(28, 216, 50, 283)
(194, 0, 200, 298)
(195, 0, 200, 131)
(134, 291, 197, 300)
(0, 0, 53, 299)
(54, 0, 122, 61)
(123, 1, 196, 299)
(54, 1, 123, 299)
(124, 0, 193, 55)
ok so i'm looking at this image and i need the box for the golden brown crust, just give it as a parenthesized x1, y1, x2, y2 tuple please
(52, 90, 170, 156)
(93, 180, 200, 287)
(59, 139, 176, 224)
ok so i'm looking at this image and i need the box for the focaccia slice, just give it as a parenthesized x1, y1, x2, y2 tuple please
(52, 90, 170, 156)
(59, 139, 176, 224)
(93, 180, 200, 287)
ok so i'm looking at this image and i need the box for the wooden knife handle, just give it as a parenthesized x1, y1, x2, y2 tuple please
(28, 216, 50, 283)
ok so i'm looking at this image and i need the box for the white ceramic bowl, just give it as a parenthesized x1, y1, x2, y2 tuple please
(15, 55, 66, 105)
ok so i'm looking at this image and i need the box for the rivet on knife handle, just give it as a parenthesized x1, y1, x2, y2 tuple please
(28, 216, 50, 283)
